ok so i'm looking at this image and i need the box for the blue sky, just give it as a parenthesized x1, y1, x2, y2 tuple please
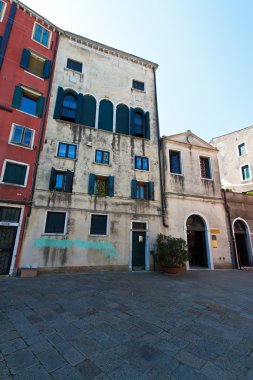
(25, 0, 253, 141)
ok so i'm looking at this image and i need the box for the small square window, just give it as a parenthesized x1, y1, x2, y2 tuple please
(49, 168, 73, 193)
(200, 157, 212, 179)
(169, 151, 182, 174)
(57, 143, 77, 159)
(95, 150, 110, 165)
(242, 165, 251, 181)
(1, 161, 28, 186)
(10, 124, 34, 149)
(135, 156, 149, 171)
(90, 214, 108, 235)
(67, 59, 83, 73)
(0, 1, 7, 22)
(44, 211, 66, 234)
(32, 23, 51, 48)
(238, 143, 246, 156)
(132, 80, 145, 91)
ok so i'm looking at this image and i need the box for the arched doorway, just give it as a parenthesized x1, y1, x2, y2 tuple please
(186, 215, 208, 268)
(234, 219, 252, 267)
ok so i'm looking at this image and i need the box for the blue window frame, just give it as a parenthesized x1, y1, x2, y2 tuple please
(242, 165, 250, 180)
(11, 125, 33, 148)
(33, 23, 50, 47)
(95, 150, 110, 165)
(135, 156, 149, 171)
(57, 143, 77, 159)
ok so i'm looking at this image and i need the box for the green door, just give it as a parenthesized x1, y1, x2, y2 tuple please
(0, 227, 17, 275)
(132, 231, 146, 270)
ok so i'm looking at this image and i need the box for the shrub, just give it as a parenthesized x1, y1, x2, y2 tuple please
(155, 234, 189, 268)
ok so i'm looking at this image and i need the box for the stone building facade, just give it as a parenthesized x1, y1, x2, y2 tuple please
(161, 131, 232, 269)
(19, 33, 163, 273)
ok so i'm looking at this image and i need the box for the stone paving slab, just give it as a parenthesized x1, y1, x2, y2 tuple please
(0, 270, 253, 379)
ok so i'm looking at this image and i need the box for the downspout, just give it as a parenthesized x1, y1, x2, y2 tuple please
(153, 68, 168, 228)
(28, 32, 60, 216)
(222, 189, 238, 269)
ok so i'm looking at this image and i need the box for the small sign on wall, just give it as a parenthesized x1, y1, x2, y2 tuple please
(212, 235, 218, 248)
(210, 229, 220, 234)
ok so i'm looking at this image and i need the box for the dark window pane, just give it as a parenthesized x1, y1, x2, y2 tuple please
(63, 95, 77, 110)
(58, 143, 67, 157)
(3, 162, 27, 185)
(90, 214, 107, 235)
(12, 126, 23, 144)
(67, 59, 83, 73)
(132, 80, 144, 91)
(242, 165, 250, 180)
(95, 150, 109, 165)
(103, 151, 109, 164)
(238, 143, 246, 156)
(0, 207, 21, 223)
(170, 151, 181, 174)
(142, 158, 149, 171)
(132, 222, 146, 230)
(45, 212, 66, 234)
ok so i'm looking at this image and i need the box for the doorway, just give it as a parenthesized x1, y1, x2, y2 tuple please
(234, 219, 252, 268)
(0, 226, 17, 275)
(131, 222, 147, 271)
(186, 215, 208, 268)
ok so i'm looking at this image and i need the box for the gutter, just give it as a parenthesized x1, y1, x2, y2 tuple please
(153, 68, 168, 228)
(222, 189, 238, 269)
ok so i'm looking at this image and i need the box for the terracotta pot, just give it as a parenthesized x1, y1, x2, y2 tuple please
(162, 266, 184, 274)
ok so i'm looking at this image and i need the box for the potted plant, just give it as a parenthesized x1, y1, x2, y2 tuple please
(154, 234, 189, 274)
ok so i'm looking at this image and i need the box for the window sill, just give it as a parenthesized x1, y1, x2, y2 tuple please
(41, 233, 66, 236)
(131, 88, 146, 93)
(170, 173, 183, 176)
(64, 67, 83, 77)
(24, 70, 45, 81)
(201, 178, 213, 181)
(16, 109, 38, 118)
(55, 155, 77, 161)
(89, 234, 108, 237)
(32, 37, 50, 50)
(0, 181, 26, 188)
(135, 169, 150, 173)
(94, 162, 111, 166)
(9, 142, 33, 150)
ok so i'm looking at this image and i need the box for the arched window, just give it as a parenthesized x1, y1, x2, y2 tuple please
(98, 99, 113, 132)
(130, 108, 150, 139)
(61, 93, 77, 122)
(134, 111, 144, 137)
(116, 104, 129, 135)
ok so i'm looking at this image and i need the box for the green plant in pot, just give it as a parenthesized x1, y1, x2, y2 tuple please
(155, 234, 190, 273)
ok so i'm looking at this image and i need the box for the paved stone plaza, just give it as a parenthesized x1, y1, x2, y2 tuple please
(1, 270, 253, 379)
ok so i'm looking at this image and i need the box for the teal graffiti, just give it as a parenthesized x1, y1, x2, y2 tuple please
(34, 238, 119, 259)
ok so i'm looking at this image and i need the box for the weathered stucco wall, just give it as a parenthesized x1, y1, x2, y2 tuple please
(20, 36, 162, 271)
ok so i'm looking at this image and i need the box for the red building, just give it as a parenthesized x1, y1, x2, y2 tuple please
(0, 0, 58, 274)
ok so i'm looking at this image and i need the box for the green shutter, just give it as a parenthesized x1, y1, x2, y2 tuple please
(53, 87, 64, 119)
(20, 48, 30, 70)
(36, 96, 44, 117)
(130, 107, 135, 136)
(65, 170, 73, 193)
(88, 173, 95, 195)
(108, 176, 114, 197)
(145, 112, 150, 139)
(148, 182, 154, 201)
(76, 93, 83, 124)
(49, 167, 56, 191)
(98, 100, 113, 131)
(11, 86, 23, 109)
(131, 179, 137, 199)
(0, 36, 3, 47)
(116, 104, 129, 135)
(83, 95, 96, 127)
(42, 59, 51, 79)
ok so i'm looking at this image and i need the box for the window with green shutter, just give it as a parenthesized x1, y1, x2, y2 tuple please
(88, 174, 114, 197)
(11, 86, 44, 117)
(44, 212, 66, 234)
(49, 168, 74, 193)
(20, 49, 51, 78)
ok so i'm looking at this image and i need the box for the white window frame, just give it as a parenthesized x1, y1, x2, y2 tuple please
(237, 142, 247, 157)
(0, 159, 29, 187)
(241, 163, 251, 181)
(132, 79, 145, 92)
(199, 156, 213, 180)
(0, 0, 7, 22)
(31, 22, 52, 49)
(89, 213, 109, 236)
(9, 123, 35, 150)
(94, 149, 111, 166)
(43, 210, 68, 236)
(56, 141, 78, 160)
(66, 58, 83, 74)
(169, 150, 183, 176)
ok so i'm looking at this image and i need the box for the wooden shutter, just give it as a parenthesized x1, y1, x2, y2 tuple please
(53, 87, 64, 119)
(65, 170, 74, 193)
(148, 182, 154, 201)
(145, 112, 150, 139)
(116, 104, 129, 135)
(49, 167, 56, 191)
(83, 95, 96, 127)
(76, 93, 83, 124)
(88, 173, 95, 195)
(36, 96, 44, 117)
(98, 100, 113, 131)
(108, 176, 114, 197)
(130, 107, 135, 136)
(131, 179, 137, 199)
(11, 86, 23, 109)
(42, 59, 51, 79)
(20, 48, 30, 70)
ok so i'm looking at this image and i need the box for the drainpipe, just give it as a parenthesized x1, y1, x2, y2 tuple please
(153, 68, 168, 228)
(222, 189, 238, 269)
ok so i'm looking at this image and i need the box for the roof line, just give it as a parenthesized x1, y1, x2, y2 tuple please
(211, 124, 253, 141)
